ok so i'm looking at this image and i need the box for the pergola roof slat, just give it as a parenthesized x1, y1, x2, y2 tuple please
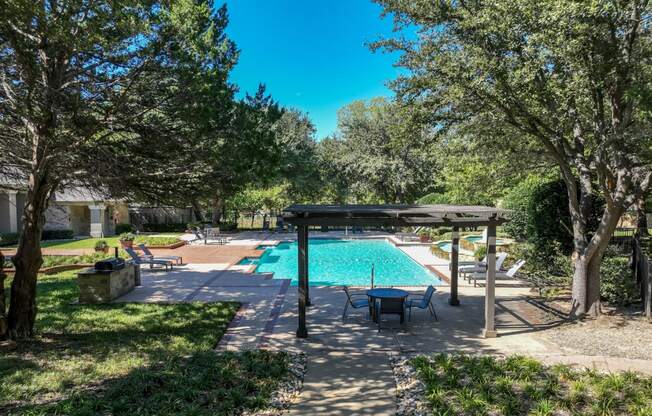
(283, 204, 509, 227)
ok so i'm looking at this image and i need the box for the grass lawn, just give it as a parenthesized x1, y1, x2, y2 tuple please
(39, 234, 183, 250)
(0, 272, 291, 415)
(411, 353, 652, 415)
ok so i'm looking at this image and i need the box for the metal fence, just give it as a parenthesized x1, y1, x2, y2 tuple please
(631, 233, 652, 320)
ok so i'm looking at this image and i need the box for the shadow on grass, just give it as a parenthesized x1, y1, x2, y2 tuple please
(1, 272, 281, 415)
(6, 350, 290, 416)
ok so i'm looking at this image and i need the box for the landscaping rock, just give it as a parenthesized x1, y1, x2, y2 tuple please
(390, 354, 429, 416)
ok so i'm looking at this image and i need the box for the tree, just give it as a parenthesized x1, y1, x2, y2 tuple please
(324, 97, 439, 203)
(271, 109, 321, 201)
(204, 84, 283, 225)
(374, 0, 652, 316)
(0, 0, 237, 338)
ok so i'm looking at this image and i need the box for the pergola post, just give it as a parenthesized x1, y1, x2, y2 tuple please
(449, 226, 460, 306)
(483, 224, 497, 338)
(296, 225, 309, 338)
(304, 227, 311, 306)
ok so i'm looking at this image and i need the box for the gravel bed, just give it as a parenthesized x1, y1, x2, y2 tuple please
(390, 354, 429, 416)
(540, 314, 652, 360)
(245, 351, 307, 416)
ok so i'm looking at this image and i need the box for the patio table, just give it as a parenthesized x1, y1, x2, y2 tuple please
(367, 288, 409, 323)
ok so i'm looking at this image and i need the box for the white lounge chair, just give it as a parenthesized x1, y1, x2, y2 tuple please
(469, 259, 526, 287)
(459, 252, 508, 279)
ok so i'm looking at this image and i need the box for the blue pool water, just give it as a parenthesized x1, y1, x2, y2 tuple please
(254, 239, 443, 287)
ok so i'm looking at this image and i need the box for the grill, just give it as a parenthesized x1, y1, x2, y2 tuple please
(94, 258, 126, 272)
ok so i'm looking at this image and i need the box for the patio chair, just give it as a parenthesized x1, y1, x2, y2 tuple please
(459, 252, 508, 279)
(137, 243, 182, 265)
(406, 285, 438, 321)
(191, 227, 206, 244)
(469, 259, 526, 287)
(204, 227, 229, 245)
(125, 247, 173, 270)
(342, 286, 369, 319)
(374, 297, 406, 332)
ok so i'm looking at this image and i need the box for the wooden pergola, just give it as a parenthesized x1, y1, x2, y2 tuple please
(282, 204, 510, 339)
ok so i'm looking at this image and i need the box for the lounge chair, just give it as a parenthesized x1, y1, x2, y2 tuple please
(125, 247, 173, 270)
(459, 252, 508, 279)
(342, 286, 369, 319)
(374, 297, 406, 332)
(137, 243, 182, 265)
(192, 227, 228, 245)
(204, 227, 229, 245)
(469, 259, 526, 287)
(406, 285, 438, 321)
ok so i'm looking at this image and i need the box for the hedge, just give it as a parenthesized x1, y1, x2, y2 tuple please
(0, 232, 19, 247)
(141, 223, 187, 233)
(42, 229, 75, 240)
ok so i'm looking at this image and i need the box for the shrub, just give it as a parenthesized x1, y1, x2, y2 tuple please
(114, 223, 133, 234)
(94, 240, 109, 251)
(507, 241, 572, 285)
(134, 236, 181, 246)
(42, 229, 74, 240)
(119, 232, 135, 242)
(502, 176, 603, 255)
(432, 227, 453, 237)
(502, 175, 548, 241)
(141, 223, 187, 233)
(0, 232, 19, 247)
(417, 192, 451, 204)
(474, 245, 487, 261)
(600, 252, 639, 305)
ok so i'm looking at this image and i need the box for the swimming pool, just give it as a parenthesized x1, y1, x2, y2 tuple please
(251, 239, 443, 287)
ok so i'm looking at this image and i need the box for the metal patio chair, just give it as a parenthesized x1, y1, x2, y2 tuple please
(406, 285, 438, 321)
(342, 286, 369, 319)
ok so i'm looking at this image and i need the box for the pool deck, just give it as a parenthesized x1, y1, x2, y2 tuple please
(113, 230, 652, 415)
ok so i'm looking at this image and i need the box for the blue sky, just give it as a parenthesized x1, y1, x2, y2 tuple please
(224, 0, 404, 139)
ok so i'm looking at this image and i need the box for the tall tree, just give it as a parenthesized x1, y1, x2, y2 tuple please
(206, 84, 284, 225)
(328, 97, 439, 203)
(271, 109, 320, 201)
(0, 0, 237, 339)
(374, 0, 652, 315)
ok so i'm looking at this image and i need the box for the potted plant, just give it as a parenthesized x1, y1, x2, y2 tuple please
(119, 232, 135, 249)
(94, 240, 109, 254)
(418, 229, 431, 243)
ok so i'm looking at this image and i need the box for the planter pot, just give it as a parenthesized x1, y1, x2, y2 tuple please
(120, 240, 133, 249)
(419, 235, 430, 243)
(94, 247, 109, 254)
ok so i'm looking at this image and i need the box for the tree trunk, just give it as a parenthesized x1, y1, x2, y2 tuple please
(0, 250, 8, 340)
(571, 252, 604, 317)
(636, 197, 649, 235)
(191, 199, 204, 223)
(211, 195, 223, 226)
(569, 198, 625, 317)
(8, 181, 50, 339)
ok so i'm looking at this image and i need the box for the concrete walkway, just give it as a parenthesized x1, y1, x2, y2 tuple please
(288, 352, 395, 416)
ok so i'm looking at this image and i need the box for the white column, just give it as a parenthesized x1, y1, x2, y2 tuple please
(89, 204, 106, 238)
(483, 224, 497, 338)
(7, 191, 18, 233)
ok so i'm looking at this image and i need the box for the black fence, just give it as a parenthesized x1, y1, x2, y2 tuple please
(632, 233, 652, 320)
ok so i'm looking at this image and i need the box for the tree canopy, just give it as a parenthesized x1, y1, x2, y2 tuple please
(374, 0, 652, 315)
